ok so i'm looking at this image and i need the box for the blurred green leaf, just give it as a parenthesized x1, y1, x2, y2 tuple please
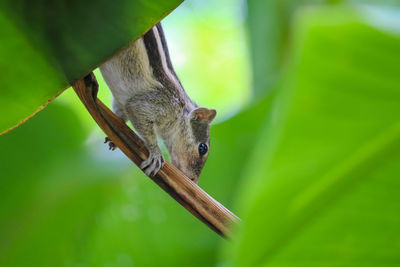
(201, 93, 276, 204)
(0, 0, 182, 135)
(245, 0, 400, 96)
(246, 0, 317, 96)
(246, 0, 287, 95)
(0, 102, 115, 266)
(226, 6, 400, 266)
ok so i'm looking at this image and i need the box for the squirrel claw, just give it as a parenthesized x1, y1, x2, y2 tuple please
(141, 153, 165, 177)
(104, 137, 116, 151)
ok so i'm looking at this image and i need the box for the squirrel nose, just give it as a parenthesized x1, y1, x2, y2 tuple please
(182, 171, 196, 182)
(188, 174, 199, 184)
(180, 168, 198, 183)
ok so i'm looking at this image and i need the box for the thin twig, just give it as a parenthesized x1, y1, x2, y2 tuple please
(72, 72, 239, 238)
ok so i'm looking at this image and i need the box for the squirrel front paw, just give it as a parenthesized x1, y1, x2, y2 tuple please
(140, 149, 165, 177)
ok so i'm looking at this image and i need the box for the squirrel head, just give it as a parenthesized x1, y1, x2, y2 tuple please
(169, 107, 216, 183)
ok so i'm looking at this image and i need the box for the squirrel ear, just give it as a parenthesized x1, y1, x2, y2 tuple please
(191, 107, 217, 123)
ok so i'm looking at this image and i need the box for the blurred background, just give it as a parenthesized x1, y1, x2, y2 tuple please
(1, 0, 400, 266)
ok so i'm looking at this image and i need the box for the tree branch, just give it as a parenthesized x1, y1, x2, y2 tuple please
(72, 72, 239, 238)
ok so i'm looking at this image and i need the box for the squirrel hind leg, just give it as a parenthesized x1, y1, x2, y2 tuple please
(112, 98, 128, 122)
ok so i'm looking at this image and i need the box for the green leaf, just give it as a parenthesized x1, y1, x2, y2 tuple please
(246, 0, 321, 96)
(226, 6, 400, 266)
(0, 0, 183, 135)
(201, 93, 276, 204)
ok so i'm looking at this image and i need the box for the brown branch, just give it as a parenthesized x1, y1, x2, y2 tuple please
(72, 72, 239, 238)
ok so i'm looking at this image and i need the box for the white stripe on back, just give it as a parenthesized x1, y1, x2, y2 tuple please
(152, 26, 182, 91)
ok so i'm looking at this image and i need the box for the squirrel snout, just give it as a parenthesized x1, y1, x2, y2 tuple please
(171, 157, 200, 184)
(187, 174, 199, 184)
(178, 167, 200, 184)
(178, 165, 201, 184)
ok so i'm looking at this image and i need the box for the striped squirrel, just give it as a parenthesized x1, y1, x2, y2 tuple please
(100, 23, 216, 183)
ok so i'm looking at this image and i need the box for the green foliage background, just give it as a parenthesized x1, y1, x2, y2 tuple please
(1, 0, 400, 266)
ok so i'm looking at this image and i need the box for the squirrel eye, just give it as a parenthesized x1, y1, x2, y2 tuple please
(198, 143, 208, 156)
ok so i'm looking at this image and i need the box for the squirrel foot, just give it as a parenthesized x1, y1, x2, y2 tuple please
(104, 137, 116, 151)
(140, 150, 165, 177)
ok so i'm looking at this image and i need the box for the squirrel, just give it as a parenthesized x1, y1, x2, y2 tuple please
(100, 22, 216, 183)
